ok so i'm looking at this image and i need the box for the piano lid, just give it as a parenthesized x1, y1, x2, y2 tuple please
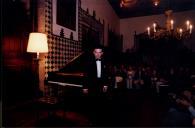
(59, 52, 88, 73)
(47, 52, 89, 85)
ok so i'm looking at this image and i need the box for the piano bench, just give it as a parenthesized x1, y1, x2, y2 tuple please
(35, 96, 64, 121)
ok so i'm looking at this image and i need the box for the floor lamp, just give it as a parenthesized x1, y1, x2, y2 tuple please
(27, 32, 48, 97)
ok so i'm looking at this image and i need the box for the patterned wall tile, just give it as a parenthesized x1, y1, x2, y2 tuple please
(43, 0, 103, 79)
(44, 0, 82, 79)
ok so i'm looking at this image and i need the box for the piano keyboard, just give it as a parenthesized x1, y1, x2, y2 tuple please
(48, 81, 83, 88)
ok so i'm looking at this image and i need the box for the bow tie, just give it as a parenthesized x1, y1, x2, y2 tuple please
(96, 59, 101, 61)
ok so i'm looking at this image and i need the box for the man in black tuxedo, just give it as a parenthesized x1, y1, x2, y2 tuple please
(82, 45, 111, 125)
(82, 45, 110, 96)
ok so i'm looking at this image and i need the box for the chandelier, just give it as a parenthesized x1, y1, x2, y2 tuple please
(120, 0, 137, 8)
(152, 0, 160, 6)
(145, 10, 193, 40)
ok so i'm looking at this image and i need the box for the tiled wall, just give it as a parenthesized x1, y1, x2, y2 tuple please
(44, 0, 82, 78)
(45, 36, 81, 76)
(43, 0, 103, 78)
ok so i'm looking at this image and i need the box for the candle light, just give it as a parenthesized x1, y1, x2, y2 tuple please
(186, 20, 190, 30)
(190, 25, 193, 34)
(154, 2, 158, 6)
(153, 23, 156, 32)
(179, 28, 183, 37)
(170, 20, 174, 30)
(153, 0, 160, 6)
(147, 27, 150, 36)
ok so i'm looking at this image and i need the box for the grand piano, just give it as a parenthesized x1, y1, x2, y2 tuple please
(45, 52, 89, 98)
(47, 52, 89, 87)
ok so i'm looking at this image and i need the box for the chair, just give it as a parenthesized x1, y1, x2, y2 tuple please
(35, 84, 63, 121)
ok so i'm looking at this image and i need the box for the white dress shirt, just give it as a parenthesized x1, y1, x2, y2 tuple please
(96, 60, 101, 78)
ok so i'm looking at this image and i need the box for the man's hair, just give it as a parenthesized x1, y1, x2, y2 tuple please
(93, 44, 104, 51)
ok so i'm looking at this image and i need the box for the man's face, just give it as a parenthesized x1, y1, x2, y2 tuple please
(93, 48, 103, 59)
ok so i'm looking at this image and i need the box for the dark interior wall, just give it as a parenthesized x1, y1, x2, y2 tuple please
(133, 34, 195, 69)
(108, 29, 123, 52)
(2, 0, 36, 106)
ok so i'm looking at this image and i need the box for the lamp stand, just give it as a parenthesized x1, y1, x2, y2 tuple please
(36, 52, 40, 60)
(32, 55, 41, 98)
(27, 32, 48, 98)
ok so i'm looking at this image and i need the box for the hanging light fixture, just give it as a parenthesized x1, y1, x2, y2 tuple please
(152, 0, 160, 6)
(120, 0, 137, 8)
(145, 10, 193, 40)
(144, 0, 193, 40)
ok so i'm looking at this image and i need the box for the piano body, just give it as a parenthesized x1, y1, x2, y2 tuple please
(46, 52, 88, 100)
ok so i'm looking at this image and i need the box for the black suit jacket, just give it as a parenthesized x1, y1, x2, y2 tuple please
(84, 56, 110, 91)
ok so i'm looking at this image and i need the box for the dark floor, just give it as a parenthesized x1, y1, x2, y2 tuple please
(3, 89, 170, 127)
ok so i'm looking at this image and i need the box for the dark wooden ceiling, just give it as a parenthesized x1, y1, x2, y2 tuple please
(108, 0, 195, 18)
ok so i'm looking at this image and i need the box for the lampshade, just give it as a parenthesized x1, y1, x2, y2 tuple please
(27, 33, 48, 53)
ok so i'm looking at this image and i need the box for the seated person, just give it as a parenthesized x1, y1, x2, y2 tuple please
(163, 88, 195, 127)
